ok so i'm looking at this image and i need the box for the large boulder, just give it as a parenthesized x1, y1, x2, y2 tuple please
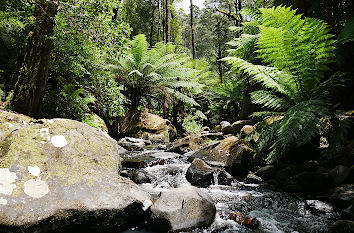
(191, 136, 254, 179)
(117, 110, 172, 144)
(0, 111, 151, 232)
(149, 186, 216, 232)
(186, 159, 214, 188)
(167, 132, 223, 154)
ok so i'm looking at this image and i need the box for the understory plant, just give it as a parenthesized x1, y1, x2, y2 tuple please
(223, 6, 346, 161)
(108, 34, 201, 111)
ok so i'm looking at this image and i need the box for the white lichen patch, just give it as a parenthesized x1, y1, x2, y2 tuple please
(50, 135, 68, 148)
(24, 179, 49, 198)
(48, 120, 54, 123)
(7, 123, 15, 129)
(0, 198, 7, 205)
(28, 165, 40, 177)
(39, 128, 51, 141)
(0, 168, 17, 195)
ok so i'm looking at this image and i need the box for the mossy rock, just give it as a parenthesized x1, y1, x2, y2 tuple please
(0, 111, 151, 232)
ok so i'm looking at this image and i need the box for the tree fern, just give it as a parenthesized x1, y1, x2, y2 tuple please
(108, 34, 201, 110)
(224, 6, 339, 161)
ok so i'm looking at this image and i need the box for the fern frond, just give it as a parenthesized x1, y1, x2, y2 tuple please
(166, 87, 199, 106)
(251, 90, 289, 111)
(222, 57, 297, 98)
(268, 100, 329, 161)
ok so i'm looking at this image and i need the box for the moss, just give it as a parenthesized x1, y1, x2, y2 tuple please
(0, 112, 119, 187)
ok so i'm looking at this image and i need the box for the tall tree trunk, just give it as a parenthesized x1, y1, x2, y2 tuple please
(235, 0, 242, 26)
(150, 6, 157, 45)
(164, 0, 171, 44)
(9, 0, 58, 117)
(218, 42, 224, 83)
(190, 0, 196, 59)
(157, 0, 162, 41)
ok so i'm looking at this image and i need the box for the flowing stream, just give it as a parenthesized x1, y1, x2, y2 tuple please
(123, 150, 338, 233)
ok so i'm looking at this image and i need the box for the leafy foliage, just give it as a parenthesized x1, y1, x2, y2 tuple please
(60, 84, 96, 119)
(108, 34, 201, 110)
(210, 78, 244, 121)
(224, 6, 338, 161)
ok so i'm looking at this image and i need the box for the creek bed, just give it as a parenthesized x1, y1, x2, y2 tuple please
(123, 150, 338, 233)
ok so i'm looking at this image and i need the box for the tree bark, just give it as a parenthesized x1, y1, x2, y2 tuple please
(190, 0, 196, 59)
(150, 5, 157, 45)
(164, 0, 171, 43)
(218, 42, 224, 83)
(9, 0, 58, 117)
(157, 0, 162, 41)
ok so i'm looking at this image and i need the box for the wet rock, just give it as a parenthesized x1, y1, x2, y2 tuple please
(117, 137, 149, 151)
(0, 111, 151, 232)
(302, 160, 320, 172)
(186, 159, 214, 188)
(227, 211, 260, 229)
(117, 144, 128, 154)
(328, 220, 354, 233)
(305, 200, 333, 214)
(275, 166, 296, 184)
(255, 165, 276, 180)
(147, 151, 181, 160)
(191, 136, 254, 179)
(240, 125, 254, 136)
(231, 120, 254, 133)
(121, 154, 166, 169)
(245, 173, 263, 184)
(329, 165, 350, 186)
(121, 169, 153, 184)
(215, 169, 235, 186)
(150, 186, 216, 232)
(296, 172, 332, 192)
(167, 133, 223, 154)
(326, 184, 354, 208)
(220, 121, 234, 134)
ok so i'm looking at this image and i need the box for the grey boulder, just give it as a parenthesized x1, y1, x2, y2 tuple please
(150, 186, 216, 231)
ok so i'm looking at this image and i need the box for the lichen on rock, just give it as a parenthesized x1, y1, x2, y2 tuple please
(0, 168, 17, 195)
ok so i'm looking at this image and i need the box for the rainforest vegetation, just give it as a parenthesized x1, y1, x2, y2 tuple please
(0, 0, 354, 231)
(1, 0, 353, 160)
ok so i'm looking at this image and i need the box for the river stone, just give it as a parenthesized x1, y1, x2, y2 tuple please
(329, 165, 350, 186)
(328, 220, 354, 233)
(203, 137, 254, 179)
(240, 125, 254, 136)
(0, 111, 151, 232)
(220, 121, 234, 134)
(150, 186, 216, 231)
(327, 184, 354, 208)
(255, 165, 276, 180)
(186, 159, 214, 188)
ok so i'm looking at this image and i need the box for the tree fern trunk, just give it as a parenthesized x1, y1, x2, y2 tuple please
(9, 0, 58, 117)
